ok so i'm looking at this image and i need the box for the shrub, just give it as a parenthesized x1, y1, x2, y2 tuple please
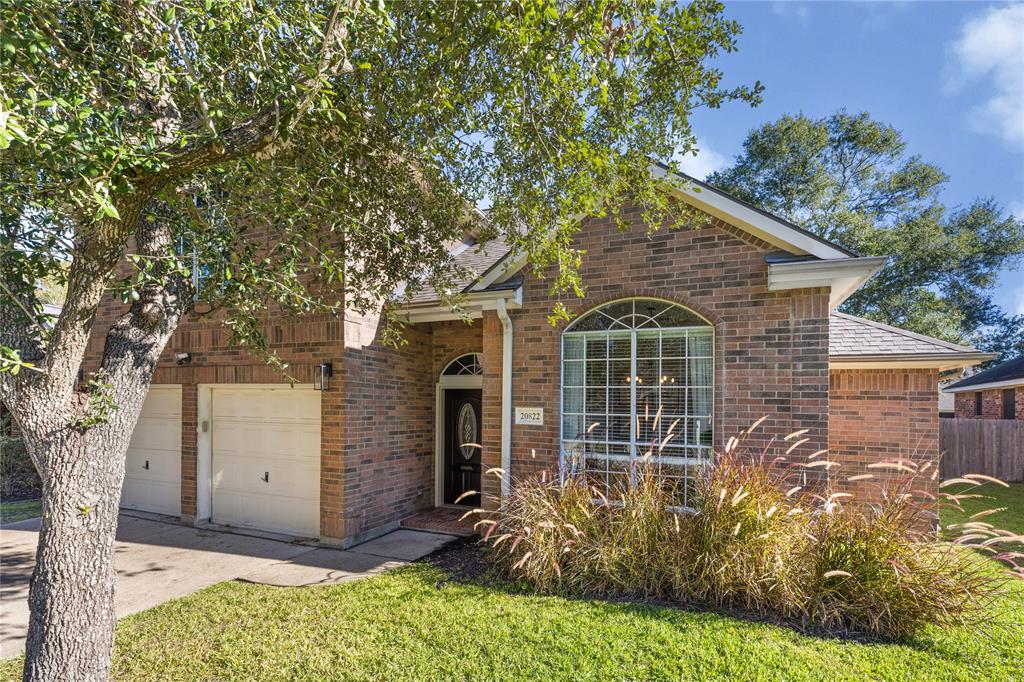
(480, 432, 1020, 639)
(1, 435, 41, 498)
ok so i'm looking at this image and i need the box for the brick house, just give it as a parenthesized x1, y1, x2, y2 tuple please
(88, 169, 992, 546)
(945, 356, 1024, 421)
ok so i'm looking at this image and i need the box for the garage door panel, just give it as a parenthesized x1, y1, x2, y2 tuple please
(211, 387, 320, 537)
(213, 389, 319, 422)
(128, 417, 180, 451)
(211, 453, 319, 499)
(211, 490, 319, 539)
(213, 421, 319, 462)
(122, 386, 181, 516)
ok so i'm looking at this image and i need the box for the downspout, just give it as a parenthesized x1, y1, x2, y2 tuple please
(495, 298, 513, 499)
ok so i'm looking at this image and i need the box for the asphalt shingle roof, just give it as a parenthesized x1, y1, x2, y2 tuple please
(406, 237, 512, 303)
(944, 355, 1024, 390)
(829, 312, 981, 358)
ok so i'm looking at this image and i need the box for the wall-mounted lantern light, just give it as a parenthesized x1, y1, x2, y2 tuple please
(315, 362, 333, 391)
(174, 352, 192, 365)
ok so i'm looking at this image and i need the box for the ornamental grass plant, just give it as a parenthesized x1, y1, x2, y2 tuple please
(474, 421, 1022, 639)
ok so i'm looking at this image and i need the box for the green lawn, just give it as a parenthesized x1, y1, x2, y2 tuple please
(1, 487, 1021, 680)
(0, 498, 41, 524)
(940, 482, 1024, 539)
(2, 561, 1022, 681)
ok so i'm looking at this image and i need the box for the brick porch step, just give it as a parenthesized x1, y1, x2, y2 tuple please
(400, 507, 477, 537)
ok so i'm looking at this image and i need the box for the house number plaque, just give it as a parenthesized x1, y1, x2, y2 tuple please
(514, 407, 544, 426)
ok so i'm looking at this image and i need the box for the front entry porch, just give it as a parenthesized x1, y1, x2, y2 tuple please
(400, 507, 477, 537)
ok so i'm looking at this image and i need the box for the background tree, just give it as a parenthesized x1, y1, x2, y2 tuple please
(708, 111, 1024, 360)
(0, 1, 759, 679)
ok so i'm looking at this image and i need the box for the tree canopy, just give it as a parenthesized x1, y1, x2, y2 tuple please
(2, 0, 761, 371)
(0, 2, 760, 677)
(708, 111, 1024, 359)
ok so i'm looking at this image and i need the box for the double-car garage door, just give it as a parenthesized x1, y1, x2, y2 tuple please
(121, 385, 320, 538)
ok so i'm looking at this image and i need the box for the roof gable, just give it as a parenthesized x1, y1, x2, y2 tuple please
(651, 163, 855, 260)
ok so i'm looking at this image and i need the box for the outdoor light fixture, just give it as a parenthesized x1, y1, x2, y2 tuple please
(315, 362, 333, 391)
(174, 352, 192, 365)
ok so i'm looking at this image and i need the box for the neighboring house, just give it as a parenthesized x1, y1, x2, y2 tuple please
(83, 169, 992, 546)
(944, 356, 1024, 421)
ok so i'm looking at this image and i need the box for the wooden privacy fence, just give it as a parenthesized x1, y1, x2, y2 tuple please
(940, 418, 1024, 482)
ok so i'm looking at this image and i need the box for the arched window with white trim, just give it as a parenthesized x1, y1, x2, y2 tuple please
(442, 353, 483, 376)
(560, 298, 713, 506)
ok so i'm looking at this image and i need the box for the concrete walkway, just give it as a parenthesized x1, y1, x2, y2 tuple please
(0, 513, 455, 659)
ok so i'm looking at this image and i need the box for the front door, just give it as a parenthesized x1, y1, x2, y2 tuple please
(444, 389, 482, 506)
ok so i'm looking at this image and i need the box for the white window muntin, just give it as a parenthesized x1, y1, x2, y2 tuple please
(560, 299, 713, 506)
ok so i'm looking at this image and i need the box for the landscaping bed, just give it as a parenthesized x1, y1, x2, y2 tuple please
(1, 479, 1019, 679)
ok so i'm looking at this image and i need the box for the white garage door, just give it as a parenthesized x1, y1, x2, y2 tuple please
(211, 387, 320, 537)
(122, 385, 182, 516)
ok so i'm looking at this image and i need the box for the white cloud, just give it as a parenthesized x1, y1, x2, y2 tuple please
(771, 2, 811, 26)
(999, 275, 1024, 315)
(1010, 199, 1024, 219)
(675, 139, 728, 181)
(945, 4, 1024, 150)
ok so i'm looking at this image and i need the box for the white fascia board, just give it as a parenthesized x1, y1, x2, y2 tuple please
(396, 287, 522, 324)
(651, 165, 852, 260)
(767, 256, 888, 309)
(473, 250, 528, 291)
(943, 377, 1024, 393)
(830, 353, 995, 372)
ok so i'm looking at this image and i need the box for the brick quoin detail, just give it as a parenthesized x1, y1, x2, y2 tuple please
(480, 311, 504, 511)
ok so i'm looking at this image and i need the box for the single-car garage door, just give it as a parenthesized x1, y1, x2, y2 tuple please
(122, 385, 182, 516)
(211, 387, 320, 537)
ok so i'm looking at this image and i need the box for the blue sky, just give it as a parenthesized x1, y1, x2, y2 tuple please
(677, 1, 1023, 316)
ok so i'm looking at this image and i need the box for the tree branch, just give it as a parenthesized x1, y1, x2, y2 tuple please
(139, 0, 355, 187)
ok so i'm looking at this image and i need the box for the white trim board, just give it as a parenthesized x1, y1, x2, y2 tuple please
(767, 257, 888, 308)
(943, 377, 1024, 393)
(434, 374, 484, 506)
(830, 356, 993, 371)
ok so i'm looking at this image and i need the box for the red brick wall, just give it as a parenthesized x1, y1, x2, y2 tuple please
(432, 319, 483, 378)
(829, 369, 939, 503)
(481, 311, 503, 509)
(505, 208, 831, 484)
(340, 309, 436, 541)
(954, 387, 1023, 420)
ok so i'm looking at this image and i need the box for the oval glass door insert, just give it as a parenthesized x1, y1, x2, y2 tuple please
(457, 402, 478, 459)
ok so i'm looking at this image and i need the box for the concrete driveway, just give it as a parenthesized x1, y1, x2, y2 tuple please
(0, 513, 455, 659)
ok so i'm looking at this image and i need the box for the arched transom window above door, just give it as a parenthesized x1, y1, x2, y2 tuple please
(443, 353, 483, 376)
(561, 299, 714, 507)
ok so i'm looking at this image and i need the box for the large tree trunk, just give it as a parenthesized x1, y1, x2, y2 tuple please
(13, 217, 189, 681)
(21, 317, 184, 681)
(23, 429, 128, 680)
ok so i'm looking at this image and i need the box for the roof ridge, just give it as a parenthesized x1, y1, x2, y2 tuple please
(830, 312, 979, 353)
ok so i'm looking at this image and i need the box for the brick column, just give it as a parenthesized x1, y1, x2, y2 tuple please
(320, 346, 346, 544)
(481, 311, 504, 511)
(180, 384, 198, 522)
